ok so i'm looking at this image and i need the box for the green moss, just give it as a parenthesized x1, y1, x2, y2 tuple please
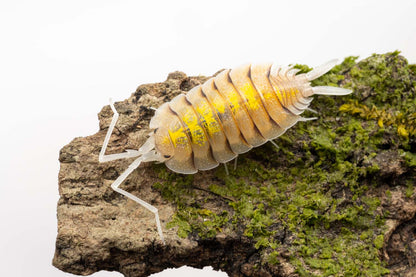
(374, 235, 384, 249)
(338, 51, 416, 141)
(267, 251, 280, 265)
(405, 181, 414, 198)
(402, 150, 416, 167)
(153, 52, 416, 276)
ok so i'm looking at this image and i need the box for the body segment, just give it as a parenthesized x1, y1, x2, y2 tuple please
(154, 102, 196, 174)
(214, 69, 266, 147)
(229, 64, 285, 140)
(250, 63, 300, 130)
(169, 94, 217, 172)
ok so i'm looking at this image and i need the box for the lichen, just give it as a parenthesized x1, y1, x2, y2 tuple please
(153, 52, 416, 276)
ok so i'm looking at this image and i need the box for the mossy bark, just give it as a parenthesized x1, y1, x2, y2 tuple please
(53, 52, 416, 277)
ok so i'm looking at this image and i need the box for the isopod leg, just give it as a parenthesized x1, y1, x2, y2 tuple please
(110, 156, 165, 244)
(99, 98, 141, 162)
(299, 117, 318, 122)
(233, 157, 238, 170)
(305, 107, 318, 114)
(269, 140, 279, 150)
(224, 163, 229, 176)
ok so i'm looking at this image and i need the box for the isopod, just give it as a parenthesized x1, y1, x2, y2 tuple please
(99, 59, 352, 244)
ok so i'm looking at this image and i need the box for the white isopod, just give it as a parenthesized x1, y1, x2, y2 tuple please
(99, 59, 352, 244)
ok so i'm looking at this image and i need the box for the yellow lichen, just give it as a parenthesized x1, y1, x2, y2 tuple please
(339, 101, 416, 138)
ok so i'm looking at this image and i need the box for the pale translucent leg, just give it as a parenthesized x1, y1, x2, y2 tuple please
(233, 157, 238, 170)
(110, 155, 165, 244)
(223, 163, 229, 176)
(299, 117, 318, 122)
(305, 107, 318, 114)
(99, 98, 141, 162)
(269, 140, 279, 150)
(99, 99, 164, 244)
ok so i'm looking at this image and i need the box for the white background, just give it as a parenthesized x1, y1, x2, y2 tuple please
(0, 0, 415, 276)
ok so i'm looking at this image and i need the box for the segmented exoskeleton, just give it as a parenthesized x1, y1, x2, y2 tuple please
(99, 60, 352, 244)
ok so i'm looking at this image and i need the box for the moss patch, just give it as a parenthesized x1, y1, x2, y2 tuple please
(153, 52, 416, 276)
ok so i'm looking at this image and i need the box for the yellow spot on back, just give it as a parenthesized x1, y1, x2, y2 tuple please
(161, 136, 170, 145)
(181, 109, 206, 146)
(288, 87, 298, 103)
(195, 103, 221, 137)
(263, 90, 274, 100)
(272, 82, 285, 106)
(168, 127, 187, 148)
(240, 82, 261, 110)
(226, 91, 240, 113)
(211, 96, 225, 114)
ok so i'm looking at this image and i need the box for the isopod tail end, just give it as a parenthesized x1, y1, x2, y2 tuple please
(305, 59, 339, 81)
(312, 86, 353, 96)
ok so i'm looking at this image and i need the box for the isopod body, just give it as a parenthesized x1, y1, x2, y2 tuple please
(99, 60, 352, 244)
(149, 61, 351, 174)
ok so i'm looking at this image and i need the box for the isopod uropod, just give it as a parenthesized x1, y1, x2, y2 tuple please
(99, 60, 352, 244)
